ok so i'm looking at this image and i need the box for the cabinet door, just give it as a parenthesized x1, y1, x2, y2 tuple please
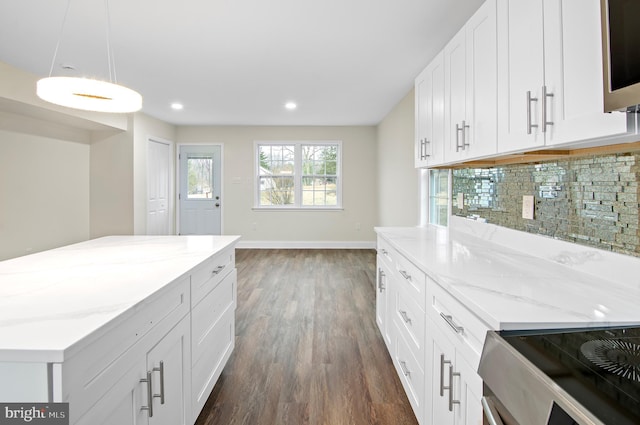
(444, 26, 468, 163)
(74, 359, 147, 425)
(376, 258, 394, 349)
(147, 316, 191, 425)
(430, 324, 455, 425)
(415, 67, 431, 168)
(543, 0, 629, 146)
(497, 0, 545, 153)
(455, 355, 483, 425)
(416, 52, 445, 167)
(465, 0, 497, 159)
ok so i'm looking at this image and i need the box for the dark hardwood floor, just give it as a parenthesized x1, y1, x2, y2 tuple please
(194, 249, 418, 425)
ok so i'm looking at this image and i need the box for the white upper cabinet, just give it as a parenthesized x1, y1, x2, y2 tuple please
(415, 52, 445, 167)
(497, 0, 630, 153)
(444, 0, 497, 163)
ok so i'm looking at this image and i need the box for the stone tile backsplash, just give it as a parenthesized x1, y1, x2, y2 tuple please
(452, 152, 640, 257)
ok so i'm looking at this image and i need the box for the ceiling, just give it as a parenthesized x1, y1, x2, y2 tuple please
(0, 0, 483, 126)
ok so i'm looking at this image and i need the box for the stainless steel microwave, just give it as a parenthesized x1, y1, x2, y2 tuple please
(601, 0, 640, 112)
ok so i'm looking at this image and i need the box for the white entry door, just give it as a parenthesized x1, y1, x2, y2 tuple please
(147, 139, 171, 235)
(179, 145, 222, 235)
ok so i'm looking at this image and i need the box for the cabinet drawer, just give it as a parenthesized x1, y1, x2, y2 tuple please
(377, 236, 395, 270)
(394, 284, 426, 364)
(191, 247, 235, 305)
(427, 279, 489, 367)
(191, 269, 236, 367)
(394, 322, 425, 422)
(63, 276, 190, 422)
(394, 252, 427, 311)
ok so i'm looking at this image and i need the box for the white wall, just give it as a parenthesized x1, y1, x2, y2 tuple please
(89, 122, 134, 238)
(176, 125, 377, 247)
(0, 129, 90, 260)
(376, 89, 420, 226)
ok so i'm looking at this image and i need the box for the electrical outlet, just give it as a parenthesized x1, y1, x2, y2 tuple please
(456, 193, 464, 209)
(522, 195, 534, 220)
(355, 222, 361, 231)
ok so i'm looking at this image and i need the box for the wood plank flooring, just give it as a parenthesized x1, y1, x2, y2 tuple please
(194, 249, 418, 425)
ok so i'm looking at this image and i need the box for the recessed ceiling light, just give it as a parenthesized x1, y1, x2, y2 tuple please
(285, 102, 297, 110)
(171, 102, 184, 110)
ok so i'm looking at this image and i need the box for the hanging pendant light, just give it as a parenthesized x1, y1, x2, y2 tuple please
(36, 0, 142, 113)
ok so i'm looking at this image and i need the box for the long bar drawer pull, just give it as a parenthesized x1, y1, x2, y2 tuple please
(153, 361, 165, 404)
(140, 371, 154, 417)
(398, 270, 412, 281)
(482, 396, 505, 425)
(211, 265, 226, 275)
(399, 310, 412, 324)
(377, 269, 386, 293)
(440, 312, 464, 334)
(399, 360, 411, 377)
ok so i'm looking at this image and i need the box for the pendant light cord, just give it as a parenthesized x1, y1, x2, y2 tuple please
(104, 0, 117, 83)
(47, 0, 72, 77)
(47, 0, 118, 84)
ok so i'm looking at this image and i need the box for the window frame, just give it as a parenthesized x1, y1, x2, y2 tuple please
(254, 141, 343, 210)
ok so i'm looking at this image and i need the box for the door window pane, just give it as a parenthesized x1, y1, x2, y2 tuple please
(187, 156, 213, 199)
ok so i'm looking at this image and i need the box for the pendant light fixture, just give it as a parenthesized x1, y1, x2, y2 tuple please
(36, 0, 142, 113)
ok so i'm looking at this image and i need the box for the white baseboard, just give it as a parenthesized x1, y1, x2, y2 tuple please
(236, 240, 376, 249)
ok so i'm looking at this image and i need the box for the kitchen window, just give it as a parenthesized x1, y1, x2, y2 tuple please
(429, 169, 450, 226)
(255, 141, 342, 209)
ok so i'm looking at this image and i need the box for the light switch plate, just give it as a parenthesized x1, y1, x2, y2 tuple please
(522, 195, 534, 220)
(456, 193, 464, 209)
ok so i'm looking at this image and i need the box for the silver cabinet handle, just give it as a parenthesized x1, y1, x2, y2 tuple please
(440, 354, 460, 411)
(462, 120, 469, 150)
(153, 361, 165, 405)
(449, 361, 461, 412)
(398, 270, 411, 281)
(440, 354, 450, 396)
(211, 264, 225, 276)
(399, 310, 412, 324)
(455, 123, 463, 151)
(399, 360, 411, 377)
(377, 269, 385, 293)
(421, 139, 431, 160)
(542, 85, 553, 133)
(482, 396, 505, 425)
(140, 371, 154, 417)
(440, 312, 464, 334)
(526, 91, 538, 134)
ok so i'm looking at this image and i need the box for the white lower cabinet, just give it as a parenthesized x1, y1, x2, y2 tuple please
(75, 316, 191, 425)
(376, 235, 486, 425)
(429, 317, 483, 425)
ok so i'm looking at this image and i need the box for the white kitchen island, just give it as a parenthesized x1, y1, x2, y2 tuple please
(0, 235, 240, 425)
(375, 217, 640, 425)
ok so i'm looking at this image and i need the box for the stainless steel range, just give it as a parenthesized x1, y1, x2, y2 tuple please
(478, 327, 640, 425)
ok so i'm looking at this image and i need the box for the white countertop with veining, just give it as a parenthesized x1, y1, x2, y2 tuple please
(0, 235, 240, 362)
(376, 217, 640, 331)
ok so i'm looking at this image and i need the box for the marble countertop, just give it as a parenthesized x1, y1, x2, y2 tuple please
(0, 235, 240, 362)
(376, 218, 640, 331)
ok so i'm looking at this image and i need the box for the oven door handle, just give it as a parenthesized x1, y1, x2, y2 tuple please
(481, 396, 505, 425)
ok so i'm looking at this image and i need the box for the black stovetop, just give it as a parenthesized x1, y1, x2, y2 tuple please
(500, 326, 640, 425)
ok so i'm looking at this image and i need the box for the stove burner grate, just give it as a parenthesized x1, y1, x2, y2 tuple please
(580, 339, 640, 382)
